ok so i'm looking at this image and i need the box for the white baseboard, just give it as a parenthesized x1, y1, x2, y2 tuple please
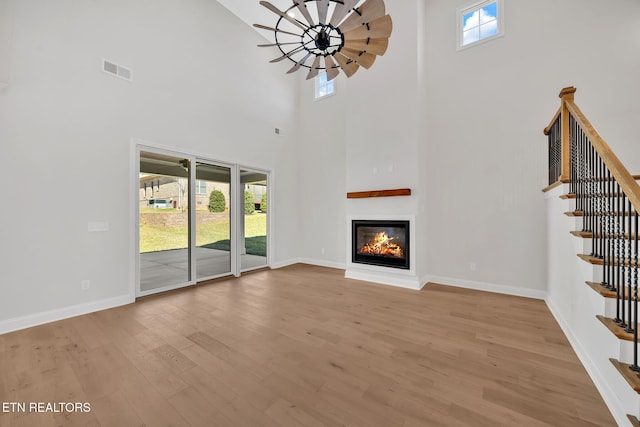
(271, 258, 346, 271)
(297, 258, 346, 270)
(0, 294, 134, 335)
(545, 296, 628, 427)
(270, 257, 303, 269)
(424, 275, 547, 300)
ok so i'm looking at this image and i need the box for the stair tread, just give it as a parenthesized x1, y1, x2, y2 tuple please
(565, 210, 636, 217)
(610, 359, 640, 394)
(570, 231, 637, 239)
(597, 315, 635, 341)
(578, 254, 604, 265)
(560, 192, 624, 200)
(586, 281, 634, 300)
(577, 254, 639, 267)
(628, 414, 640, 427)
(571, 230, 592, 238)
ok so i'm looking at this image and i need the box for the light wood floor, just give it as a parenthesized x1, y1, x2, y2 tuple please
(0, 264, 615, 426)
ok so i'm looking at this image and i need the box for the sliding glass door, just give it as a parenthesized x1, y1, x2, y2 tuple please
(137, 146, 270, 296)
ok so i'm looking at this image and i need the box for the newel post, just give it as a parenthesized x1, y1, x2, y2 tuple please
(559, 86, 577, 182)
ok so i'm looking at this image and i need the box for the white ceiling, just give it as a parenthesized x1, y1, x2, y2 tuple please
(215, 0, 273, 40)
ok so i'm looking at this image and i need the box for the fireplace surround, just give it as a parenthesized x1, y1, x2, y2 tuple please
(345, 214, 419, 289)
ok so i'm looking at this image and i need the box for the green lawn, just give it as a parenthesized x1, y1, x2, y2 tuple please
(140, 212, 267, 256)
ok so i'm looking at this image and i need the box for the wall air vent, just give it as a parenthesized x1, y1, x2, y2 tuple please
(102, 59, 132, 82)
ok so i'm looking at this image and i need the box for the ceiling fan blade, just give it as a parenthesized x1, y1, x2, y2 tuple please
(343, 38, 388, 55)
(316, 0, 330, 24)
(338, 0, 386, 33)
(343, 14, 392, 40)
(293, 0, 315, 26)
(258, 41, 302, 48)
(270, 45, 306, 63)
(306, 56, 322, 80)
(339, 47, 376, 69)
(253, 23, 301, 37)
(287, 52, 313, 74)
(329, 0, 360, 27)
(260, 1, 308, 31)
(333, 52, 360, 78)
(324, 55, 340, 81)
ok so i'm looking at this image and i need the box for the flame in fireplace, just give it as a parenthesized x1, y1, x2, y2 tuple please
(359, 232, 404, 258)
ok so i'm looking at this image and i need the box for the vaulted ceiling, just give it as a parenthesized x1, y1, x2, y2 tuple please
(216, 0, 273, 39)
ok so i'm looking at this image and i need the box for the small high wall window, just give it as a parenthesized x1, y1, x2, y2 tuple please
(457, 0, 503, 49)
(315, 72, 335, 100)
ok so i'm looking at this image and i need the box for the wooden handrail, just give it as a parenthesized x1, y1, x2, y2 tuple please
(564, 97, 640, 213)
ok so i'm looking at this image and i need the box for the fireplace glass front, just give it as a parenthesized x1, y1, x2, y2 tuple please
(352, 220, 410, 269)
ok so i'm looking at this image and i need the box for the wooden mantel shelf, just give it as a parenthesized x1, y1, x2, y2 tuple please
(346, 188, 412, 199)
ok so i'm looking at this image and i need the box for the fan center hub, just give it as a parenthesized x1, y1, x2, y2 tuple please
(303, 24, 343, 56)
(315, 28, 331, 51)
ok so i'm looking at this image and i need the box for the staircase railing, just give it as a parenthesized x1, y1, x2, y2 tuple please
(544, 86, 640, 372)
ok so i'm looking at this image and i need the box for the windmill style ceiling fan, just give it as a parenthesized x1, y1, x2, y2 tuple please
(254, 0, 392, 81)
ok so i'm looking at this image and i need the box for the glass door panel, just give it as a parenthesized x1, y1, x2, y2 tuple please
(139, 150, 191, 293)
(195, 162, 232, 280)
(240, 169, 268, 271)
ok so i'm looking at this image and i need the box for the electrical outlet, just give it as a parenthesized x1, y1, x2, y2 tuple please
(470, 263, 477, 271)
(321, 247, 325, 255)
(81, 280, 90, 291)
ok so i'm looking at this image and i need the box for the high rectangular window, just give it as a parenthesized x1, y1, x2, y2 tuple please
(457, 0, 503, 49)
(315, 72, 335, 100)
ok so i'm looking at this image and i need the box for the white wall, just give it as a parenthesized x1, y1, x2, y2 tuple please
(296, 0, 426, 279)
(422, 0, 640, 295)
(0, 0, 299, 327)
(0, 0, 14, 87)
(296, 77, 348, 267)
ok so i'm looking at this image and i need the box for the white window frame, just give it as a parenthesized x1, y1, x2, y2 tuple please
(456, 0, 503, 50)
(314, 71, 336, 100)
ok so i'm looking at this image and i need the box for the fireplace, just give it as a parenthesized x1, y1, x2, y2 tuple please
(352, 220, 410, 269)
